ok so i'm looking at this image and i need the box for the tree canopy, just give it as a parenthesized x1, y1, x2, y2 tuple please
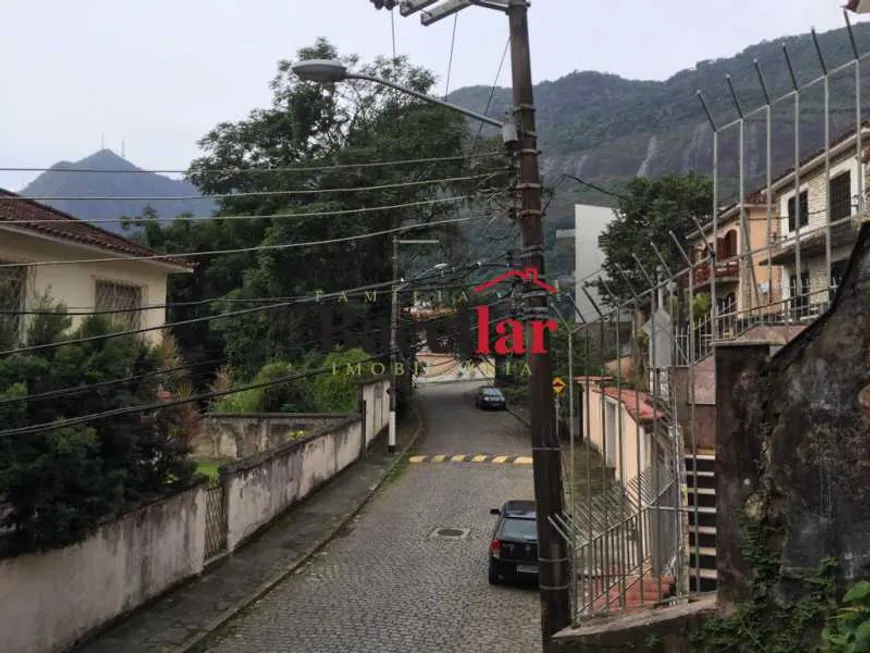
(597, 172, 713, 308)
(128, 38, 508, 389)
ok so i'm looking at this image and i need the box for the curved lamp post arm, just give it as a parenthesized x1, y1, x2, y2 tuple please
(346, 72, 505, 128)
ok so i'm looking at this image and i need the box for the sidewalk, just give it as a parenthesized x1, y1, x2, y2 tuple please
(73, 408, 424, 653)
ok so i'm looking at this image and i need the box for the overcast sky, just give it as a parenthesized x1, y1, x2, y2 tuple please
(0, 1, 865, 191)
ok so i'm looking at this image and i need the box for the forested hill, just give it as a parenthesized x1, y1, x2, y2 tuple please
(448, 21, 870, 205)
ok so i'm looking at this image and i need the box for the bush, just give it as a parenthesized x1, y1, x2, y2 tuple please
(0, 303, 196, 556)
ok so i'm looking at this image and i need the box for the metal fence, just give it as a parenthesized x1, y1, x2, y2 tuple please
(204, 484, 227, 562)
(543, 15, 870, 619)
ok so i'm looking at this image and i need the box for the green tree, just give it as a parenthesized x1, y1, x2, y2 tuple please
(131, 38, 505, 390)
(0, 301, 196, 556)
(597, 172, 713, 308)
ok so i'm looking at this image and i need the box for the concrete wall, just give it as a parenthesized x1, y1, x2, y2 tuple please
(194, 413, 352, 460)
(358, 377, 390, 446)
(0, 229, 184, 346)
(193, 378, 391, 460)
(221, 416, 364, 551)
(0, 485, 206, 653)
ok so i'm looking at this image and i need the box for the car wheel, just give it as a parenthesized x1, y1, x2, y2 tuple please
(488, 560, 501, 585)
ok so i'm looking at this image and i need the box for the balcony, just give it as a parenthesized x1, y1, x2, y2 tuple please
(693, 259, 739, 287)
(770, 220, 855, 266)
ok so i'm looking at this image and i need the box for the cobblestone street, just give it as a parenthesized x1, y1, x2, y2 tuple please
(204, 382, 541, 653)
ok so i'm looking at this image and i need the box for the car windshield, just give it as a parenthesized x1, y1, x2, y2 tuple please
(500, 518, 537, 540)
(483, 389, 502, 397)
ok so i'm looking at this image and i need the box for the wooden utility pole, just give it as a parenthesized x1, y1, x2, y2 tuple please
(374, 1, 572, 648)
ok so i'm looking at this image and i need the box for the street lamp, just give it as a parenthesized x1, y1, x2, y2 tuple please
(291, 59, 518, 146)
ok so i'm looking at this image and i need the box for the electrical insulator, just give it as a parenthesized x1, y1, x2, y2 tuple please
(370, 0, 398, 8)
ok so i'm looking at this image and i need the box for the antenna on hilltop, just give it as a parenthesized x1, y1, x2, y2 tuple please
(121, 139, 125, 158)
(100, 133, 105, 149)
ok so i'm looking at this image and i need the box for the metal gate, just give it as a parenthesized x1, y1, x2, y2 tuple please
(204, 485, 227, 561)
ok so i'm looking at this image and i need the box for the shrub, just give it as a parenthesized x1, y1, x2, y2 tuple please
(0, 303, 196, 557)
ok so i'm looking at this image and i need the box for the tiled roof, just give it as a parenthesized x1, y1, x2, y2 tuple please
(602, 386, 663, 423)
(0, 189, 195, 271)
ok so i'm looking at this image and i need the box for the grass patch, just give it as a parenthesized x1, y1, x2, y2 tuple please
(195, 460, 223, 487)
(562, 443, 616, 499)
(385, 457, 410, 484)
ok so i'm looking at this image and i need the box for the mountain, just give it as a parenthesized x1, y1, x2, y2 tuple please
(448, 22, 870, 207)
(19, 150, 215, 235)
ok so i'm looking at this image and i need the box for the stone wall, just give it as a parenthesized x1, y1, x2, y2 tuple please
(715, 223, 870, 613)
(0, 485, 206, 653)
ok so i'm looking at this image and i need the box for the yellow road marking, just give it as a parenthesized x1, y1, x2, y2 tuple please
(471, 455, 488, 463)
(431, 454, 446, 463)
(408, 455, 426, 464)
(514, 456, 533, 465)
(491, 455, 509, 464)
(450, 455, 466, 463)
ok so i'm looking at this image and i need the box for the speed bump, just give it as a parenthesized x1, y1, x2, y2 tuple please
(408, 454, 534, 465)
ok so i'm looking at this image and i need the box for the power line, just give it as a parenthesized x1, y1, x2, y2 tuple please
(0, 256, 509, 316)
(0, 194, 477, 226)
(472, 38, 510, 153)
(444, 14, 459, 99)
(0, 214, 477, 269)
(0, 152, 504, 177)
(0, 257, 505, 355)
(7, 172, 501, 204)
(0, 293, 494, 407)
(0, 298, 514, 438)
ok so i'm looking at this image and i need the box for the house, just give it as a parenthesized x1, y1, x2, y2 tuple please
(0, 189, 194, 346)
(767, 122, 869, 320)
(575, 376, 665, 487)
(686, 197, 783, 318)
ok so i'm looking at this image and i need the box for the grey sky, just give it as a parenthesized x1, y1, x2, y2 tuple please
(0, 1, 863, 192)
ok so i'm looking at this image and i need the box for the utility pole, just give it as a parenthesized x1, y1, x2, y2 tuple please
(389, 236, 400, 454)
(378, 1, 572, 647)
(390, 237, 441, 453)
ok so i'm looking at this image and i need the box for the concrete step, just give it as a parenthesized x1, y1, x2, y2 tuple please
(588, 574, 676, 613)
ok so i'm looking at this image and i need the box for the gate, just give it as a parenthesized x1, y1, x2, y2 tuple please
(204, 485, 227, 561)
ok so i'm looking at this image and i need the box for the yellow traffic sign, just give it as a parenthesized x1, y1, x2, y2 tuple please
(552, 377, 567, 395)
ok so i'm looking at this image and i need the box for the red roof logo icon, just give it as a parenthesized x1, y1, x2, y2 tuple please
(473, 267, 557, 295)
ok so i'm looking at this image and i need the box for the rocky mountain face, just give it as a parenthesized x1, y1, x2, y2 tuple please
(448, 22, 870, 205)
(19, 149, 215, 235)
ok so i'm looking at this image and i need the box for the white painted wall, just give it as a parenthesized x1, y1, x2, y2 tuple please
(0, 486, 206, 653)
(0, 229, 186, 345)
(223, 416, 364, 551)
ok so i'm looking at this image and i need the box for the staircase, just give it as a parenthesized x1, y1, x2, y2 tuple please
(683, 450, 717, 593)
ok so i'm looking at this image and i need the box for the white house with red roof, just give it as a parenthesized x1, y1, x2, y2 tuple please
(0, 189, 194, 346)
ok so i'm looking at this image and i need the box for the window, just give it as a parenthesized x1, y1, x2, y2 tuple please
(787, 191, 809, 232)
(95, 280, 143, 330)
(0, 263, 26, 346)
(499, 518, 537, 540)
(829, 172, 852, 223)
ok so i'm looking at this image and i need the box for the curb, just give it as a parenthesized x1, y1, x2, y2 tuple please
(506, 404, 531, 427)
(173, 407, 426, 653)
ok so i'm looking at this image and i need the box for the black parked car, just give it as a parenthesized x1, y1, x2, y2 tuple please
(475, 386, 506, 410)
(488, 500, 538, 584)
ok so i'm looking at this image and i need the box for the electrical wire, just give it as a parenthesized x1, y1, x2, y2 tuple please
(0, 298, 514, 437)
(0, 194, 476, 226)
(444, 14, 459, 99)
(472, 38, 510, 154)
(0, 214, 479, 269)
(0, 256, 508, 355)
(0, 152, 504, 177)
(9, 172, 502, 203)
(0, 300, 475, 407)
